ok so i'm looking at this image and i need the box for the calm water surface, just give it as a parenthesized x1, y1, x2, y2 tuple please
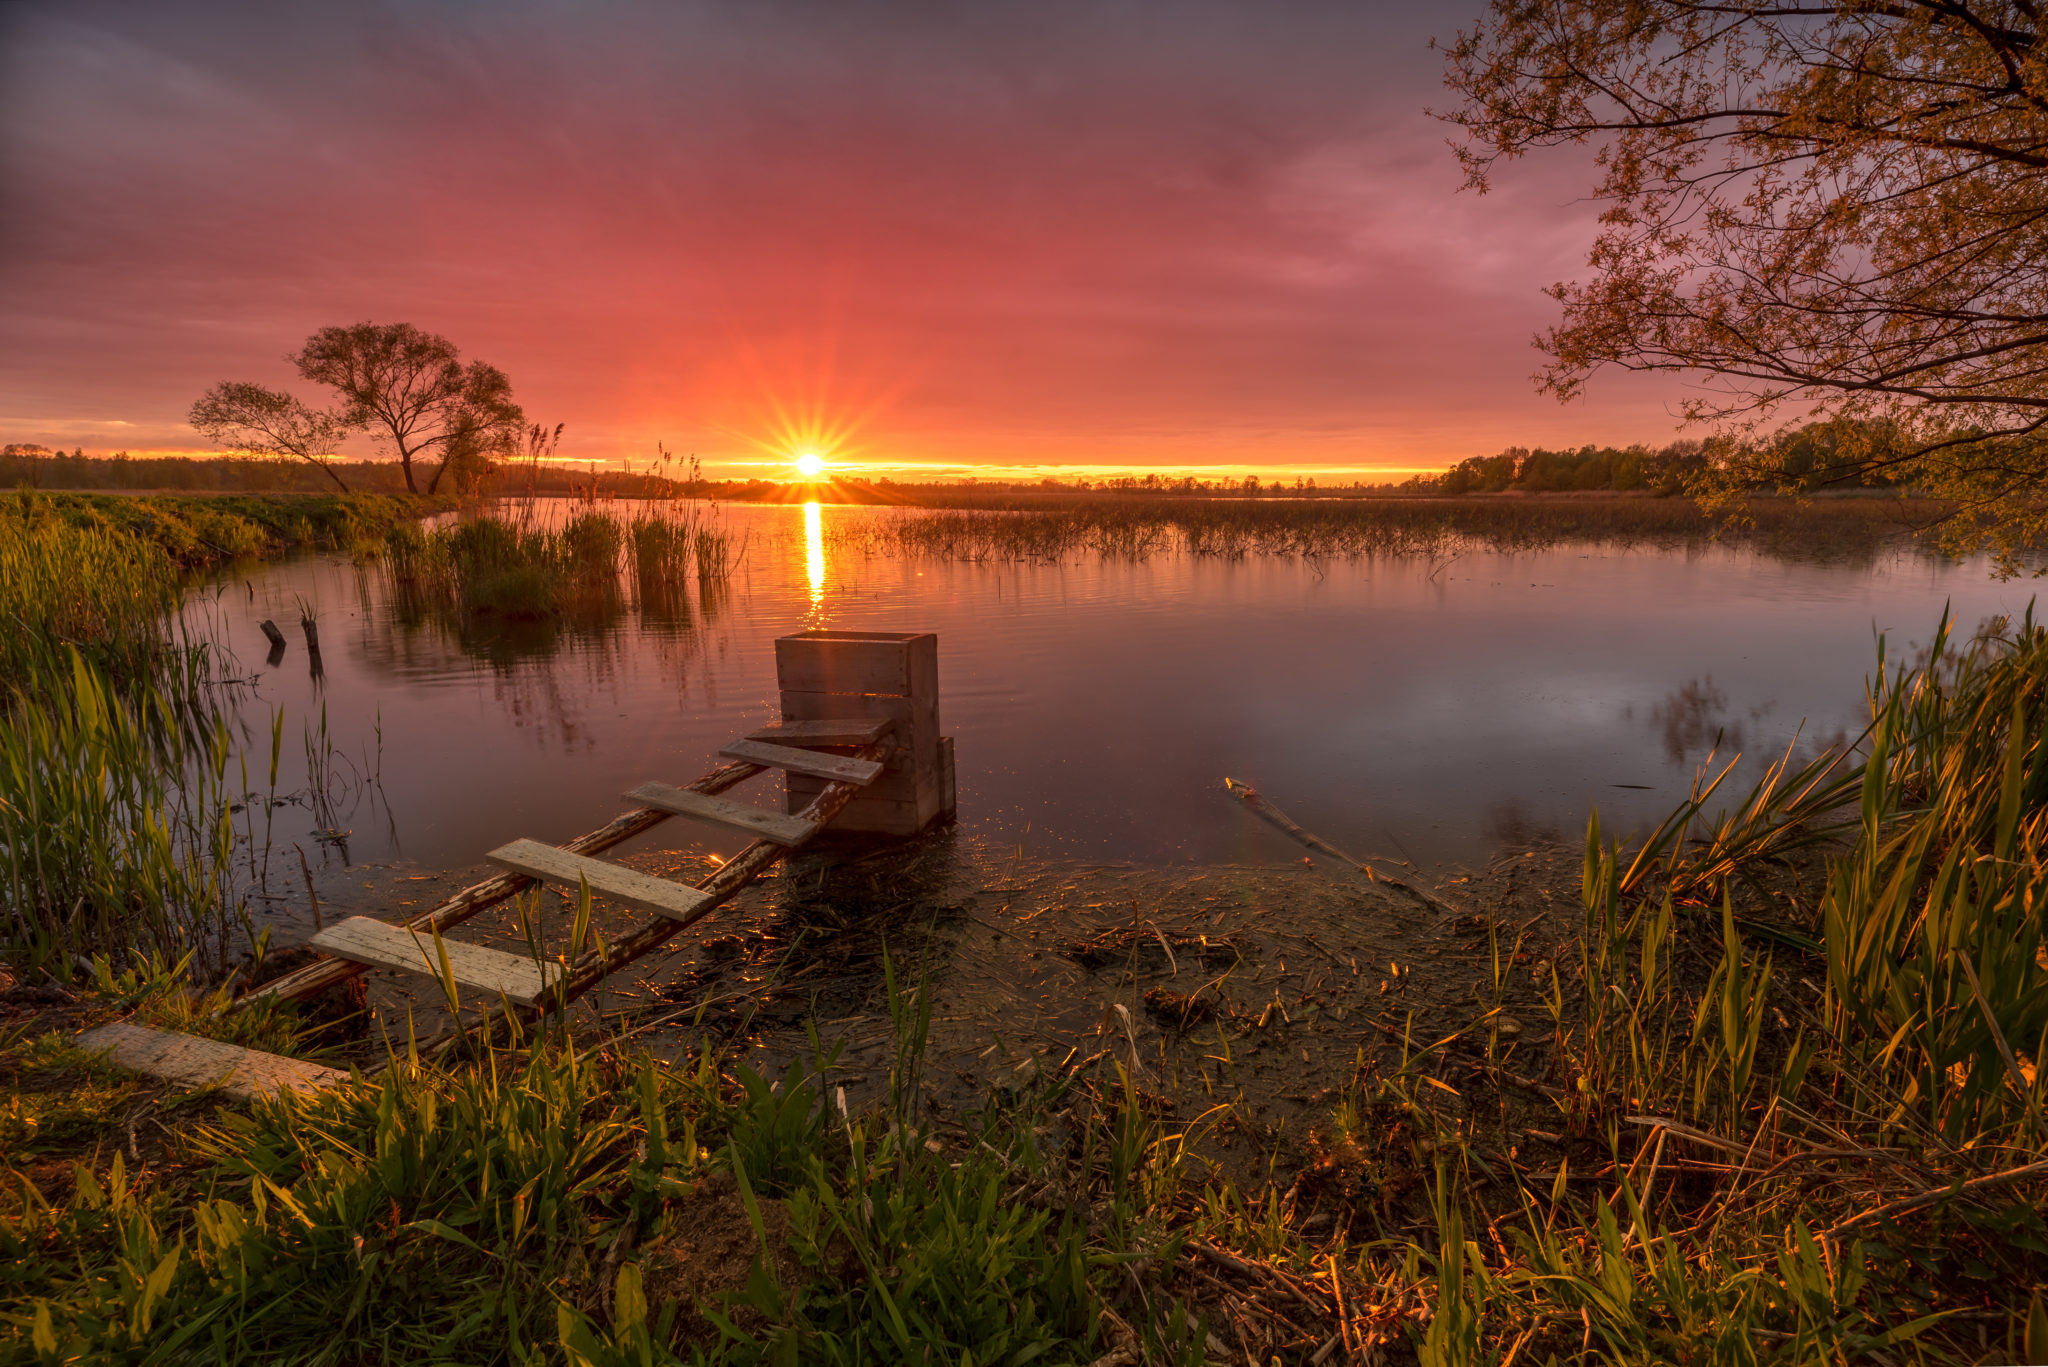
(197, 503, 2032, 881)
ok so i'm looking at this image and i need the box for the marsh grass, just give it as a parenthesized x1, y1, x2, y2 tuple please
(0, 650, 253, 982)
(7, 530, 2048, 1362)
(379, 500, 743, 626)
(9, 490, 434, 570)
(0, 503, 180, 694)
(839, 493, 1981, 569)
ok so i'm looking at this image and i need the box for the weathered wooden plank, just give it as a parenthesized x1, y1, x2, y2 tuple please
(775, 631, 933, 696)
(791, 789, 927, 829)
(744, 718, 891, 747)
(311, 917, 563, 1004)
(485, 839, 713, 922)
(78, 1020, 348, 1099)
(238, 758, 767, 1010)
(625, 781, 820, 846)
(788, 765, 925, 804)
(719, 738, 883, 786)
(398, 741, 892, 1065)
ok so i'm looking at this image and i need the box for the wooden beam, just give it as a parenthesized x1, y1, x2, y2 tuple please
(394, 740, 890, 1068)
(78, 1020, 348, 1099)
(485, 839, 713, 922)
(553, 746, 884, 1000)
(310, 917, 564, 1005)
(743, 718, 891, 747)
(236, 758, 765, 1009)
(718, 738, 883, 786)
(624, 781, 819, 846)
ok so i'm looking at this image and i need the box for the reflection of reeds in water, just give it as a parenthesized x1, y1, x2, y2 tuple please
(833, 494, 1980, 568)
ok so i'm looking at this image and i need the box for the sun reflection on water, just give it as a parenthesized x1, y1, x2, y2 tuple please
(804, 501, 825, 619)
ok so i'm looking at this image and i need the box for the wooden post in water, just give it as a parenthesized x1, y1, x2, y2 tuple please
(774, 629, 956, 835)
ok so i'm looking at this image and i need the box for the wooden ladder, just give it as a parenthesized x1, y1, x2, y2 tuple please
(80, 721, 891, 1093)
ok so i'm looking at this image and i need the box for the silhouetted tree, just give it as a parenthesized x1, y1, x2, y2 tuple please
(188, 382, 361, 491)
(1444, 1, 2048, 557)
(291, 322, 524, 494)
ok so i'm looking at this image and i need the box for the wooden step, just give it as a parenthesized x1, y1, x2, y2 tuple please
(625, 781, 820, 846)
(485, 838, 713, 922)
(311, 916, 565, 1004)
(717, 738, 884, 786)
(744, 718, 891, 747)
(78, 1020, 348, 1099)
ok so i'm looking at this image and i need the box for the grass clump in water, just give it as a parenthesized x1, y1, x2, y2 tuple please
(380, 501, 743, 625)
(844, 492, 1983, 569)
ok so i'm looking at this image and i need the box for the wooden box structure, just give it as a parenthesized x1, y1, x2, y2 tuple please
(776, 630, 956, 835)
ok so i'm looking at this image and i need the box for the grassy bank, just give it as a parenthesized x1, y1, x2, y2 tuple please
(3, 614, 2047, 1361)
(0, 490, 442, 979)
(835, 494, 1977, 568)
(9, 491, 442, 571)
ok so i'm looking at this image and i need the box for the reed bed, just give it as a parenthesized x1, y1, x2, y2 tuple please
(380, 501, 743, 622)
(836, 494, 1978, 568)
(0, 650, 249, 980)
(0, 506, 179, 694)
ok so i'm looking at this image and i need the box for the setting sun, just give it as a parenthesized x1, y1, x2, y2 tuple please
(795, 452, 825, 478)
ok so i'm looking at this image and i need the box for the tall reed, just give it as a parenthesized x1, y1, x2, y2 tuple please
(0, 650, 247, 979)
(377, 502, 743, 623)
(0, 502, 178, 694)
(839, 494, 1972, 568)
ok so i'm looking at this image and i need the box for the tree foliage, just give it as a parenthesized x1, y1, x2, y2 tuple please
(1443, 0, 2048, 558)
(291, 322, 524, 494)
(187, 382, 361, 492)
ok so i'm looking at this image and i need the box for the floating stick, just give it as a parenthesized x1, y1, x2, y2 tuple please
(1222, 777, 1454, 916)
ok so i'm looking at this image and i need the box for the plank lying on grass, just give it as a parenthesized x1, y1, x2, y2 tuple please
(78, 1020, 348, 1099)
(717, 738, 884, 785)
(484, 839, 714, 922)
(624, 781, 820, 846)
(311, 916, 564, 1004)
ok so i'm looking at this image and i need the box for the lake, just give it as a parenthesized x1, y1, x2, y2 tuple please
(198, 501, 2030, 892)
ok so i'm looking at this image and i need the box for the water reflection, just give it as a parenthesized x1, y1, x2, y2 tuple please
(199, 503, 2032, 874)
(804, 500, 825, 621)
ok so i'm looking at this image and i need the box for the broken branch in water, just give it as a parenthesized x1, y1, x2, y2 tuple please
(1222, 778, 1453, 916)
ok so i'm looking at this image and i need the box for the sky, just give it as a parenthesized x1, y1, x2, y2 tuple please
(0, 0, 1695, 482)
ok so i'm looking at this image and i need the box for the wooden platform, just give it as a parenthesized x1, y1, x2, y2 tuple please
(485, 838, 715, 921)
(718, 738, 885, 786)
(311, 916, 564, 1004)
(624, 781, 819, 846)
(744, 718, 892, 747)
(78, 1020, 348, 1099)
(211, 629, 951, 1083)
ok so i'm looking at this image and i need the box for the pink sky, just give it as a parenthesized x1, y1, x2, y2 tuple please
(0, 1, 1696, 481)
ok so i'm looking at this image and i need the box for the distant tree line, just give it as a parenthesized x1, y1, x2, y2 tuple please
(1411, 440, 1713, 496)
(1404, 421, 1918, 498)
(8, 410, 1921, 504)
(0, 445, 699, 501)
